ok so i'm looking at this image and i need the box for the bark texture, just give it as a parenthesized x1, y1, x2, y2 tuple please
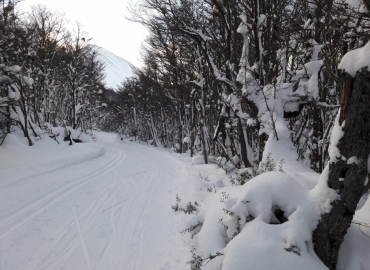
(313, 69, 370, 270)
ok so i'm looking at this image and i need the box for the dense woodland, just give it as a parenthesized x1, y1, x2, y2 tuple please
(104, 0, 367, 173)
(1, 0, 370, 269)
(110, 0, 368, 269)
(0, 0, 108, 145)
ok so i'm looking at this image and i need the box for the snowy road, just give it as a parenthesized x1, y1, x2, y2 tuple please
(0, 134, 189, 270)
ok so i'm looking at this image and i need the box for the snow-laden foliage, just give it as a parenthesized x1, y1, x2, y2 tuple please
(115, 0, 370, 173)
(183, 172, 332, 270)
(0, 3, 110, 145)
(176, 110, 369, 270)
(114, 0, 370, 269)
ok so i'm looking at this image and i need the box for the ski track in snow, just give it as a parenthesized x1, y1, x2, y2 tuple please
(68, 196, 93, 270)
(0, 136, 189, 270)
(0, 150, 124, 240)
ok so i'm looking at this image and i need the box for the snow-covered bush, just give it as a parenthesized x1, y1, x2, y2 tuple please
(229, 153, 284, 186)
(230, 168, 253, 186)
(47, 125, 94, 144)
(172, 194, 199, 215)
(182, 171, 336, 270)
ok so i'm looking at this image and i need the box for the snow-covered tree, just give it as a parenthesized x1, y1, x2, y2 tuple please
(116, 0, 370, 269)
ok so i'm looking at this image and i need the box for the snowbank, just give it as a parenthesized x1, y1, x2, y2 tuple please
(222, 216, 327, 270)
(262, 136, 320, 189)
(0, 131, 104, 185)
(182, 172, 329, 270)
(192, 155, 205, 165)
(170, 111, 370, 269)
(124, 133, 369, 270)
(50, 126, 94, 143)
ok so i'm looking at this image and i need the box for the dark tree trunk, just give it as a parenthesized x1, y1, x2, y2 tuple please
(200, 122, 208, 164)
(183, 142, 189, 153)
(67, 130, 74, 145)
(258, 132, 268, 162)
(6, 105, 11, 134)
(190, 128, 196, 157)
(190, 99, 196, 158)
(237, 117, 252, 167)
(179, 119, 183, 153)
(312, 69, 370, 270)
(311, 102, 324, 172)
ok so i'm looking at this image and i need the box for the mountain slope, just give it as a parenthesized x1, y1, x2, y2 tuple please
(92, 45, 135, 89)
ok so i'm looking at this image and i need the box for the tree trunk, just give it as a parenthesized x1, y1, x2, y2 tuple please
(6, 104, 11, 134)
(237, 117, 252, 167)
(313, 69, 370, 270)
(310, 102, 324, 172)
(200, 123, 208, 164)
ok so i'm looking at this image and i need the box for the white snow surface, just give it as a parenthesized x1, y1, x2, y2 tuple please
(174, 115, 368, 270)
(338, 41, 370, 77)
(0, 132, 189, 270)
(192, 155, 205, 165)
(92, 45, 135, 89)
(338, 194, 370, 270)
(344, 0, 362, 9)
(0, 133, 103, 184)
(183, 137, 191, 144)
(1, 125, 369, 270)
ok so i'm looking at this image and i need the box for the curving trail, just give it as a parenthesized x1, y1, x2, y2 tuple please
(0, 133, 189, 270)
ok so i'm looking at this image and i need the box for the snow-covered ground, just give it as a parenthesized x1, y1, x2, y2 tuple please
(171, 130, 370, 270)
(1, 130, 369, 270)
(0, 133, 190, 270)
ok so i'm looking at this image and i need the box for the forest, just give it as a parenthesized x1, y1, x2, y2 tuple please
(118, 0, 370, 269)
(1, 0, 370, 269)
(0, 1, 108, 146)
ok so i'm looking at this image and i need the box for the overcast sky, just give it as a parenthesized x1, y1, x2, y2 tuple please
(19, 0, 148, 67)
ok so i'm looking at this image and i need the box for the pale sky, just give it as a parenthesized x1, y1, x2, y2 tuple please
(19, 0, 148, 67)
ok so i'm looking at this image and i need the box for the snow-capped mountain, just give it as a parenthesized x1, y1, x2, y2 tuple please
(92, 45, 135, 89)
